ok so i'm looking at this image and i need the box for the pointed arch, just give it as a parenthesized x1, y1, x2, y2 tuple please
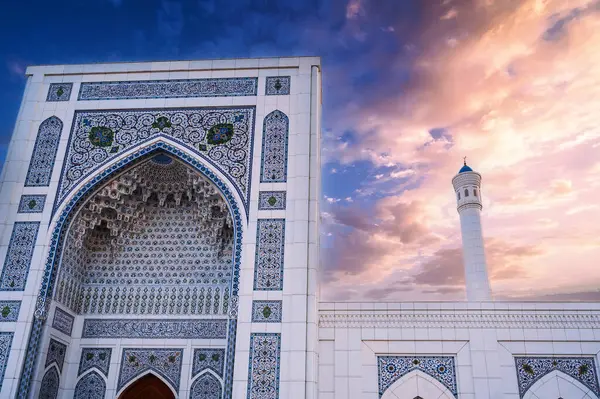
(260, 110, 289, 183)
(117, 371, 177, 399)
(523, 370, 599, 399)
(38, 366, 60, 399)
(190, 371, 223, 399)
(380, 370, 455, 399)
(25, 116, 63, 187)
(74, 370, 106, 399)
(17, 141, 243, 399)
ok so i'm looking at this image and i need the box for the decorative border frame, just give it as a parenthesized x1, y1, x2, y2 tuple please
(16, 141, 244, 399)
(54, 107, 255, 220)
(251, 300, 283, 323)
(0, 222, 40, 291)
(247, 333, 281, 399)
(78, 77, 258, 100)
(514, 356, 600, 398)
(17, 195, 46, 213)
(377, 356, 458, 398)
(0, 332, 14, 392)
(0, 301, 21, 322)
(258, 191, 286, 211)
(81, 319, 228, 339)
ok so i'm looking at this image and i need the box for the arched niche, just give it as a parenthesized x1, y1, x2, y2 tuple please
(190, 370, 223, 399)
(523, 370, 599, 399)
(381, 370, 456, 399)
(117, 372, 176, 399)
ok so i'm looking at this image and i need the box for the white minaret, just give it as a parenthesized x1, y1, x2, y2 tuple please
(452, 159, 492, 301)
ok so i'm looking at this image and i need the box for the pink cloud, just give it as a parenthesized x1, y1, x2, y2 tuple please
(322, 0, 600, 300)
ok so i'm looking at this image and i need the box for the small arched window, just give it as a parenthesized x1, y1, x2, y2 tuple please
(474, 188, 478, 197)
(464, 188, 469, 197)
(457, 192, 461, 200)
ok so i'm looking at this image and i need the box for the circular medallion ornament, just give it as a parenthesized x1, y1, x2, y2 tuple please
(89, 126, 114, 147)
(207, 123, 234, 145)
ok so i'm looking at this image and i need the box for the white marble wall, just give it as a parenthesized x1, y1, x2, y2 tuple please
(0, 56, 322, 398)
(319, 302, 600, 399)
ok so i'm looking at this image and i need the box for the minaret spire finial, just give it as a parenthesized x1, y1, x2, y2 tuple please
(463, 156, 467, 166)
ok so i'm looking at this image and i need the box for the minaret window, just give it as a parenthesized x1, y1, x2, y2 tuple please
(457, 192, 461, 200)
(464, 188, 469, 197)
(474, 188, 478, 197)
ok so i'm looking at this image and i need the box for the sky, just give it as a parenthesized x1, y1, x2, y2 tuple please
(1, 0, 600, 302)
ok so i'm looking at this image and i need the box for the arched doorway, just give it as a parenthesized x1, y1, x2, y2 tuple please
(118, 374, 176, 399)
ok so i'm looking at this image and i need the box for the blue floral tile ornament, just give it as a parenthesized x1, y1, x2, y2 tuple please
(0, 222, 40, 291)
(265, 76, 291, 95)
(82, 319, 227, 339)
(192, 348, 226, 378)
(258, 191, 286, 210)
(253, 219, 286, 290)
(51, 307, 74, 336)
(17, 195, 46, 213)
(247, 333, 281, 399)
(78, 77, 258, 100)
(78, 348, 112, 377)
(56, 107, 255, 217)
(515, 356, 600, 398)
(46, 83, 73, 102)
(45, 339, 67, 372)
(223, 319, 237, 399)
(0, 332, 14, 391)
(73, 370, 106, 399)
(190, 372, 223, 399)
(25, 116, 63, 187)
(117, 348, 183, 392)
(39, 366, 60, 399)
(378, 356, 458, 398)
(251, 300, 282, 323)
(260, 110, 289, 183)
(0, 301, 21, 322)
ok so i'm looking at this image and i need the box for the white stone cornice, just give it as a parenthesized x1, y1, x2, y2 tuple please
(318, 310, 600, 329)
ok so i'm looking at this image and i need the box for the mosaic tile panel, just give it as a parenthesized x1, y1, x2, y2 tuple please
(39, 366, 59, 399)
(192, 348, 225, 378)
(78, 348, 112, 377)
(190, 372, 222, 399)
(265, 76, 291, 95)
(258, 191, 286, 210)
(247, 333, 281, 399)
(0, 332, 14, 391)
(117, 348, 183, 392)
(0, 222, 39, 291)
(74, 371, 105, 399)
(25, 116, 63, 187)
(260, 110, 289, 183)
(515, 356, 600, 398)
(0, 301, 21, 322)
(51, 308, 74, 336)
(81, 319, 227, 339)
(55, 204, 233, 316)
(46, 83, 73, 102)
(57, 107, 255, 216)
(378, 356, 457, 398)
(223, 319, 237, 399)
(251, 300, 282, 323)
(16, 317, 43, 398)
(45, 339, 67, 372)
(79, 77, 258, 100)
(253, 219, 285, 290)
(17, 195, 46, 213)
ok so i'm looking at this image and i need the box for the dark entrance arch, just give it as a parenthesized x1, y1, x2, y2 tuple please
(118, 374, 175, 399)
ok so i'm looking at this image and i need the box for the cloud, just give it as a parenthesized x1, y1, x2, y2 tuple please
(6, 60, 26, 78)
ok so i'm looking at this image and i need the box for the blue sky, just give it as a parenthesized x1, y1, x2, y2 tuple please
(2, 0, 600, 301)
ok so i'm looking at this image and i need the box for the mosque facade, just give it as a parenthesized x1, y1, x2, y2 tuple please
(0, 57, 598, 399)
